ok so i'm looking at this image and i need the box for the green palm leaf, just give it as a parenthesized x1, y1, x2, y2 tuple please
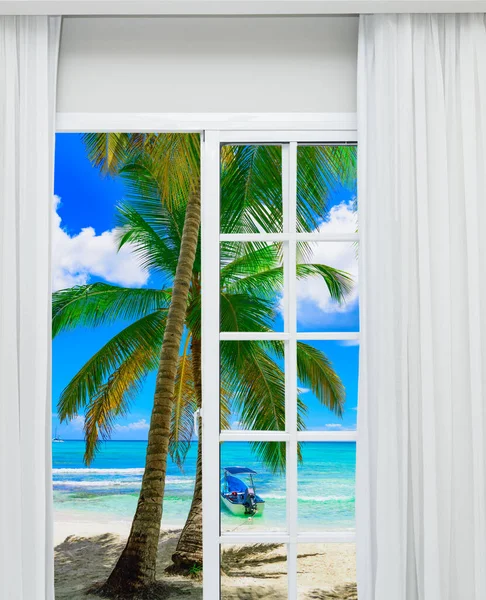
(296, 342, 345, 417)
(58, 311, 165, 430)
(223, 263, 353, 305)
(82, 133, 139, 176)
(297, 145, 357, 232)
(52, 282, 171, 337)
(120, 134, 200, 211)
(297, 263, 354, 303)
(116, 203, 181, 281)
(220, 145, 283, 235)
(220, 293, 275, 333)
(221, 340, 307, 472)
(220, 242, 282, 287)
(84, 339, 160, 464)
(269, 340, 345, 417)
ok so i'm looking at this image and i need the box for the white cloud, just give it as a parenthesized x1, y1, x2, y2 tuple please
(114, 419, 149, 432)
(324, 423, 343, 429)
(52, 196, 149, 292)
(297, 201, 358, 323)
(338, 339, 360, 347)
(71, 415, 85, 430)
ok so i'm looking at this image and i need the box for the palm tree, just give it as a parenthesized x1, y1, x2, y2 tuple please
(75, 132, 201, 593)
(53, 136, 356, 592)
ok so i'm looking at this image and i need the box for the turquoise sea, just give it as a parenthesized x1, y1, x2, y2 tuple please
(53, 441, 355, 532)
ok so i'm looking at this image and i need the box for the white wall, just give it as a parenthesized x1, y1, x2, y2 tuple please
(57, 16, 358, 113)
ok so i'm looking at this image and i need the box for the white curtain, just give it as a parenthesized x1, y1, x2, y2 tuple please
(357, 13, 486, 600)
(0, 16, 61, 600)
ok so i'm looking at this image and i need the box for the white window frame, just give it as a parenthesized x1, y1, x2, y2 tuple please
(56, 112, 358, 600)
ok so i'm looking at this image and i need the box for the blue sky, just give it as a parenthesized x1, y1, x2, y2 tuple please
(52, 134, 359, 440)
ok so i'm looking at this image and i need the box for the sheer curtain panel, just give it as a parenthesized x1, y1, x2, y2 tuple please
(0, 16, 61, 600)
(357, 13, 486, 600)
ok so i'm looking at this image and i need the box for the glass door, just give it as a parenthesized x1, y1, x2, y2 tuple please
(201, 131, 358, 599)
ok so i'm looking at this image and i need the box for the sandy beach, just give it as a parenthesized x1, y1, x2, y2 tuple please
(54, 517, 356, 600)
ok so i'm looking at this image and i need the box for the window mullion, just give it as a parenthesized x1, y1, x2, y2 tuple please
(285, 141, 298, 600)
(201, 131, 222, 600)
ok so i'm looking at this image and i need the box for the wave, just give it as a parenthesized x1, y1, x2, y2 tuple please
(263, 494, 354, 503)
(299, 495, 355, 503)
(53, 475, 194, 488)
(53, 480, 142, 488)
(53, 468, 145, 475)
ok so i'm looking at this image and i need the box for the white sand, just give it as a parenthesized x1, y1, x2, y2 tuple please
(54, 517, 356, 600)
(54, 512, 132, 546)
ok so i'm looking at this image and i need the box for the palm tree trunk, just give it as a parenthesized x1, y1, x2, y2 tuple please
(100, 184, 201, 595)
(170, 336, 203, 570)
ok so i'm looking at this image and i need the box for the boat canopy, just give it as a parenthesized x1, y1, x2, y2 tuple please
(223, 466, 257, 475)
(225, 474, 248, 493)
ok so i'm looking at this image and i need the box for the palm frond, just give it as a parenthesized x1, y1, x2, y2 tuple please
(116, 203, 180, 282)
(220, 145, 283, 235)
(82, 133, 150, 177)
(296, 263, 354, 303)
(297, 145, 357, 232)
(220, 242, 282, 286)
(120, 134, 200, 211)
(221, 341, 286, 472)
(58, 311, 165, 423)
(219, 372, 232, 432)
(83, 339, 160, 464)
(52, 282, 170, 337)
(222, 267, 283, 300)
(296, 342, 345, 417)
(220, 293, 275, 333)
(118, 161, 186, 241)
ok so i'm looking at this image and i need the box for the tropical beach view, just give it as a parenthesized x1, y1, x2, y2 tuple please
(52, 133, 358, 599)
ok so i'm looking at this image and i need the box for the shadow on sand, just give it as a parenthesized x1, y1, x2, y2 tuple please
(55, 534, 356, 600)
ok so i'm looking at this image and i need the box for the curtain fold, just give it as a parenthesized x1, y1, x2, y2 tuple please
(357, 13, 486, 600)
(0, 16, 61, 600)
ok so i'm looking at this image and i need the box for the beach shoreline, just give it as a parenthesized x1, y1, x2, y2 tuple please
(53, 441, 356, 539)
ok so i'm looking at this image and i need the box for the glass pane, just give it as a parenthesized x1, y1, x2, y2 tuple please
(222, 544, 287, 599)
(221, 144, 283, 234)
(297, 144, 357, 233)
(297, 241, 359, 332)
(220, 442, 286, 533)
(221, 340, 285, 432)
(297, 543, 356, 598)
(298, 442, 356, 533)
(220, 241, 284, 333)
(297, 340, 358, 431)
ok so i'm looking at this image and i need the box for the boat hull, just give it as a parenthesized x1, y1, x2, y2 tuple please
(221, 495, 265, 517)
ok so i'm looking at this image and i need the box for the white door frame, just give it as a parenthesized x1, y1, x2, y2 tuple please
(55, 112, 358, 600)
(202, 126, 358, 599)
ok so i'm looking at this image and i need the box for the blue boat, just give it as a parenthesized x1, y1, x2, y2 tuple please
(220, 466, 265, 516)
